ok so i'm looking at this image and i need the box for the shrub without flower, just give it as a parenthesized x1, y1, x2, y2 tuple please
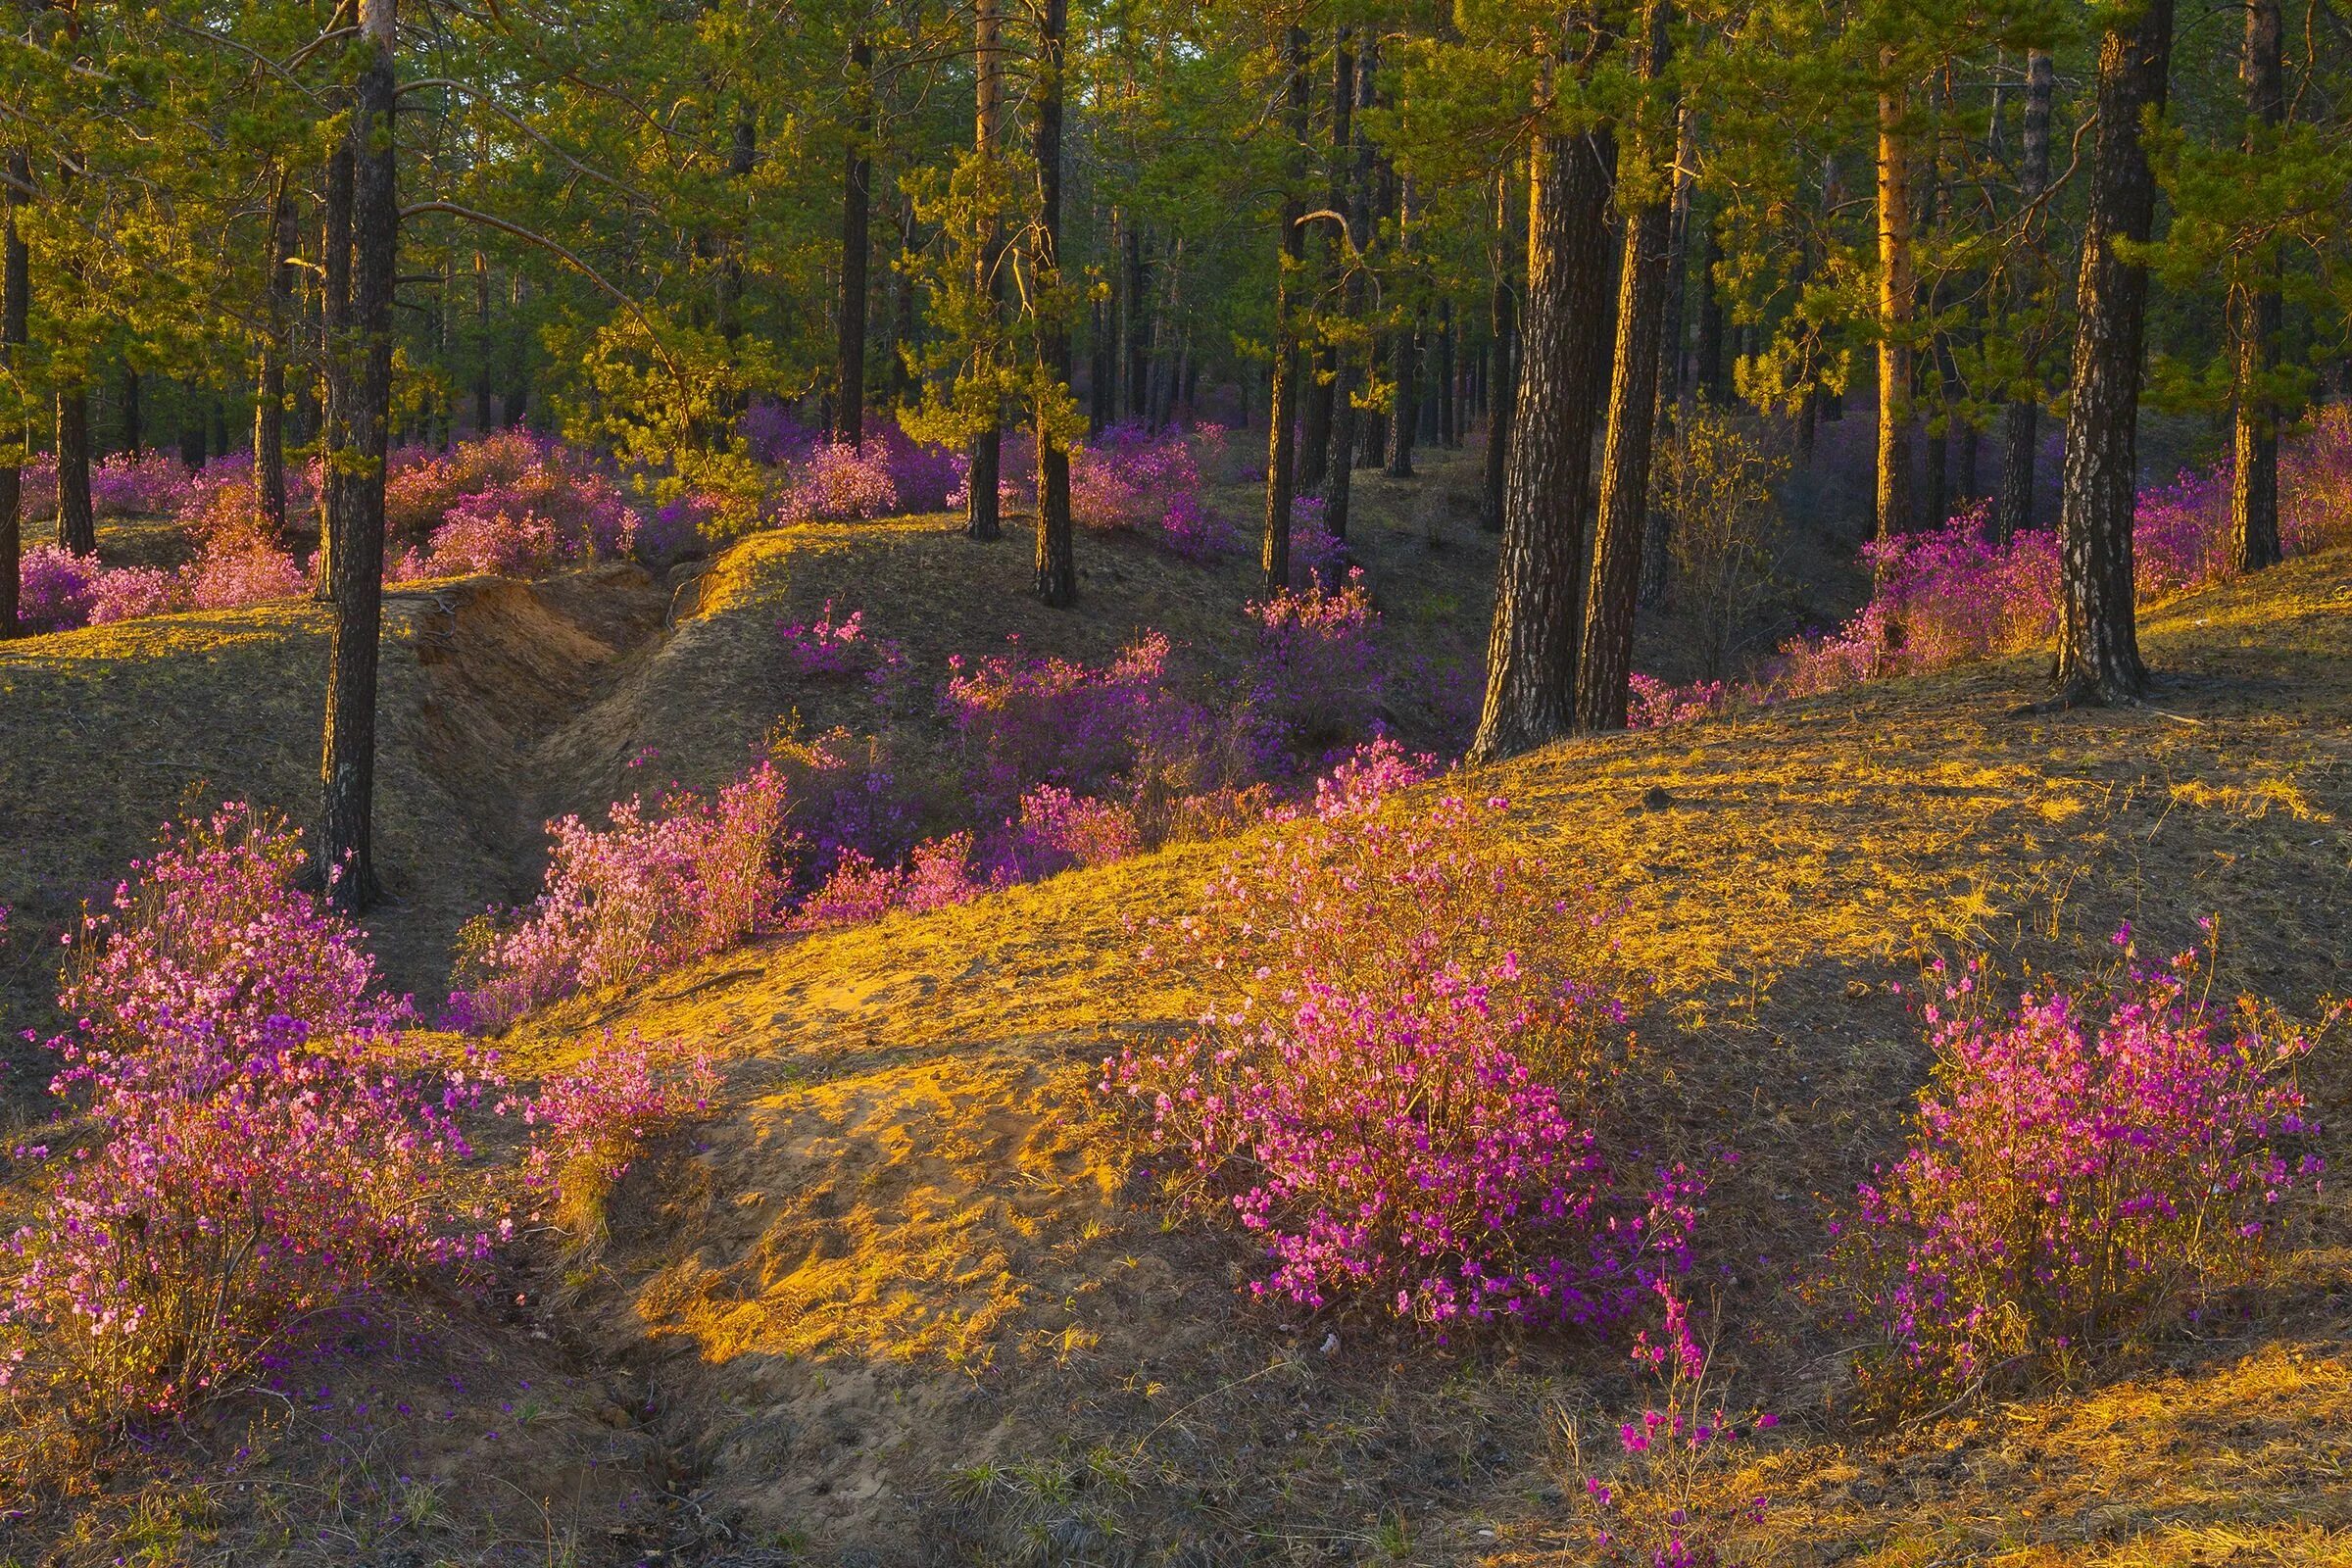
(1834, 930, 2325, 1408)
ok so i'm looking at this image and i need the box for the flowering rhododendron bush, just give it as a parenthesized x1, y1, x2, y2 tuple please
(1103, 794, 1695, 1329)
(1835, 931, 2325, 1407)
(506, 1034, 717, 1243)
(382, 429, 639, 569)
(774, 439, 900, 522)
(449, 764, 790, 1030)
(0, 806, 499, 1423)
(943, 630, 1196, 819)
(88, 450, 197, 516)
(1246, 569, 1383, 750)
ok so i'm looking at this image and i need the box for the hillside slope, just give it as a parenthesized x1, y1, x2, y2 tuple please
(490, 550, 2352, 1563)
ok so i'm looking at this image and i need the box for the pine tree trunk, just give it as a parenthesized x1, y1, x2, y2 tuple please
(1578, 0, 1675, 733)
(1032, 0, 1075, 606)
(0, 151, 23, 638)
(1261, 24, 1310, 594)
(1480, 166, 1517, 536)
(2053, 0, 2174, 705)
(257, 172, 296, 543)
(2230, 0, 2283, 572)
(1124, 228, 1148, 421)
(1994, 49, 2053, 545)
(1298, 28, 1350, 493)
(1875, 64, 1914, 540)
(1693, 220, 1724, 400)
(55, 385, 93, 554)
(120, 368, 141, 454)
(968, 0, 1005, 540)
(835, 37, 873, 450)
(1386, 295, 1417, 478)
(1466, 120, 1614, 765)
(1321, 32, 1373, 542)
(1438, 300, 1457, 447)
(1639, 109, 1690, 605)
(317, 144, 354, 596)
(318, 3, 397, 909)
(471, 250, 492, 433)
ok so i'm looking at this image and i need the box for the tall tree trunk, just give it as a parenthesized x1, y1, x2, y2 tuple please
(1481, 165, 1517, 535)
(1994, 49, 2053, 545)
(316, 144, 354, 596)
(471, 249, 492, 432)
(2230, 0, 2283, 572)
(1321, 31, 1374, 541)
(257, 171, 296, 543)
(120, 368, 141, 454)
(2053, 0, 2174, 705)
(1261, 24, 1310, 594)
(1031, 0, 1074, 605)
(1386, 287, 1417, 478)
(968, 0, 1005, 540)
(1466, 120, 1615, 764)
(1124, 227, 1148, 421)
(1438, 300, 1457, 447)
(1639, 109, 1694, 605)
(1876, 61, 1915, 540)
(0, 151, 24, 638)
(835, 37, 874, 450)
(319, 0, 397, 908)
(1298, 27, 1351, 493)
(1693, 219, 1724, 399)
(1578, 0, 1675, 733)
(55, 385, 93, 553)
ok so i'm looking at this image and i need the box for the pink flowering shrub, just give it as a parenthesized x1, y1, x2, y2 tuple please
(778, 600, 907, 686)
(507, 1034, 717, 1239)
(90, 450, 195, 516)
(943, 631, 1193, 817)
(789, 833, 987, 930)
(17, 543, 98, 633)
(1104, 795, 1685, 1329)
(1627, 674, 1733, 730)
(180, 524, 307, 612)
(741, 403, 820, 466)
(448, 764, 791, 1030)
(776, 440, 899, 523)
(2283, 403, 2352, 553)
(992, 784, 1142, 880)
(1836, 930, 2324, 1406)
(18, 452, 58, 518)
(1567, 1280, 1778, 1567)
(384, 431, 638, 569)
(1298, 735, 1436, 819)
(1, 806, 499, 1422)
(879, 425, 963, 512)
(1246, 568, 1383, 752)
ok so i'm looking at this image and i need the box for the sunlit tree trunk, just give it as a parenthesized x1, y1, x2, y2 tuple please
(318, 0, 398, 909)
(2230, 0, 2283, 573)
(1480, 166, 1516, 535)
(1321, 32, 1374, 541)
(1261, 24, 1310, 593)
(256, 171, 297, 543)
(1032, 0, 1075, 606)
(1578, 0, 1675, 733)
(2053, 0, 2175, 705)
(1994, 48, 2053, 546)
(0, 151, 24, 638)
(968, 0, 1005, 540)
(316, 144, 354, 596)
(1467, 115, 1614, 765)
(1638, 109, 1691, 606)
(835, 37, 874, 450)
(1875, 59, 1914, 541)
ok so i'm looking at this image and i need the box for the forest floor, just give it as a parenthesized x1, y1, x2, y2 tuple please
(10, 438, 2352, 1564)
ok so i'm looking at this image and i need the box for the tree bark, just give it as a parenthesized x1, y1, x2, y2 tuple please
(1321, 31, 1374, 542)
(55, 385, 93, 554)
(1994, 49, 2053, 545)
(120, 368, 141, 454)
(2230, 0, 2283, 572)
(1124, 227, 1148, 421)
(835, 37, 874, 450)
(318, 4, 397, 909)
(1298, 28, 1352, 493)
(317, 143, 354, 595)
(0, 151, 24, 638)
(1578, 0, 1675, 733)
(471, 249, 492, 433)
(1638, 109, 1692, 606)
(1386, 297, 1417, 477)
(1693, 219, 1724, 400)
(968, 0, 1005, 540)
(1261, 24, 1311, 594)
(257, 171, 296, 543)
(1875, 61, 1914, 540)
(1032, 0, 1074, 605)
(1466, 120, 1615, 764)
(2053, 0, 2174, 705)
(1481, 166, 1517, 535)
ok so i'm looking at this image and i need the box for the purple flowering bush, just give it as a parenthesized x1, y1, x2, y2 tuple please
(448, 764, 791, 1030)
(1836, 931, 2325, 1405)
(789, 833, 987, 930)
(943, 631, 1192, 818)
(1567, 1280, 1779, 1567)
(1104, 794, 1687, 1329)
(1, 806, 501, 1423)
(776, 440, 899, 523)
(89, 450, 197, 516)
(506, 1034, 718, 1244)
(16, 543, 100, 633)
(386, 431, 638, 569)
(778, 600, 908, 689)
(1246, 569, 1383, 752)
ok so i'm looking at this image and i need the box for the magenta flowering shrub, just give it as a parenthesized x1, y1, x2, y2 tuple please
(776, 440, 899, 522)
(778, 599, 906, 688)
(879, 425, 963, 512)
(943, 631, 1192, 816)
(18, 452, 58, 518)
(508, 1034, 717, 1231)
(789, 833, 987, 930)
(180, 526, 308, 611)
(1627, 674, 1733, 730)
(90, 450, 196, 516)
(993, 784, 1142, 880)
(86, 565, 179, 625)
(741, 402, 820, 466)
(1298, 735, 1436, 819)
(1105, 795, 1676, 1329)
(1, 806, 500, 1422)
(17, 543, 99, 633)
(2283, 403, 2352, 553)
(1569, 1280, 1778, 1567)
(383, 431, 638, 569)
(1837, 933, 2323, 1404)
(449, 764, 791, 1030)
(1246, 568, 1382, 751)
